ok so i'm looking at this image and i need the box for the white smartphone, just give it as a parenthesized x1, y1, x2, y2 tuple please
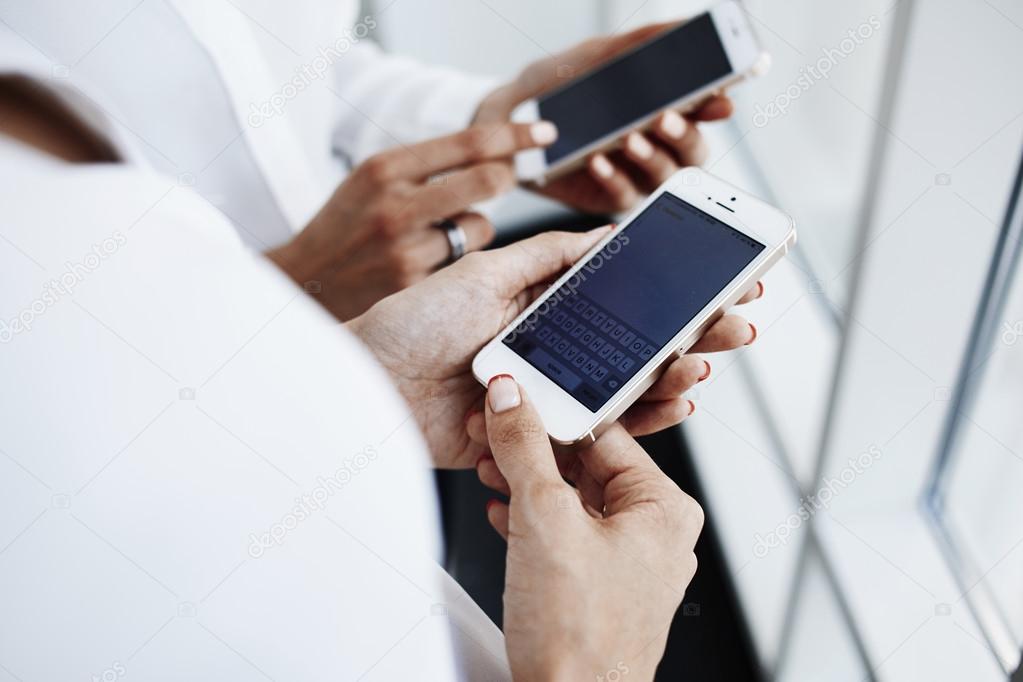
(514, 1, 769, 184)
(473, 168, 796, 446)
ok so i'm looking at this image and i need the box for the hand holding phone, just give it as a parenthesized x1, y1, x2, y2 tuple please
(511, 1, 769, 185)
(473, 168, 795, 446)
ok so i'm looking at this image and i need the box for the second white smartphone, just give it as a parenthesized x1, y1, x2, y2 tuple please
(514, 1, 769, 184)
(473, 168, 796, 446)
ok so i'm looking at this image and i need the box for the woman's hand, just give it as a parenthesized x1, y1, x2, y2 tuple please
(268, 121, 558, 320)
(482, 376, 701, 680)
(349, 227, 762, 470)
(475, 23, 734, 215)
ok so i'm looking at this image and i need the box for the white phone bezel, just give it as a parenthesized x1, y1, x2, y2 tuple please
(514, 0, 768, 184)
(472, 168, 796, 445)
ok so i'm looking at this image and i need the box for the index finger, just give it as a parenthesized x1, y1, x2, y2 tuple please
(578, 424, 671, 515)
(373, 121, 558, 181)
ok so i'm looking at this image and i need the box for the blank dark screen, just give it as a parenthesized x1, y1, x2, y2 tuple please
(539, 13, 732, 164)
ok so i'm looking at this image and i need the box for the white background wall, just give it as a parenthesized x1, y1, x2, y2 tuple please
(367, 1, 1023, 679)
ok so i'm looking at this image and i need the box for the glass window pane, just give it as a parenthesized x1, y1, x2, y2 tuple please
(777, 545, 866, 682)
(942, 247, 1023, 650)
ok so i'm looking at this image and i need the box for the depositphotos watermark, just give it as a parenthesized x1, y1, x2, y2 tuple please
(0, 231, 127, 344)
(752, 445, 883, 558)
(505, 231, 631, 342)
(247, 16, 377, 128)
(596, 661, 629, 682)
(247, 445, 378, 558)
(1002, 320, 1022, 346)
(752, 15, 882, 128)
(89, 660, 126, 682)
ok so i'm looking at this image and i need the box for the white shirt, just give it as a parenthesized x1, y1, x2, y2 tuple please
(0, 0, 496, 249)
(0, 39, 510, 682)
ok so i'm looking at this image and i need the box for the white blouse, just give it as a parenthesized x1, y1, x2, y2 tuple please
(0, 0, 496, 248)
(0, 47, 510, 682)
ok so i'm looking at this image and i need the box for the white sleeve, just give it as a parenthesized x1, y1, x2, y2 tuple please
(0, 142, 510, 681)
(330, 41, 500, 164)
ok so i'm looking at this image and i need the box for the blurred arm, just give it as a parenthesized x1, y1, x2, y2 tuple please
(330, 40, 498, 164)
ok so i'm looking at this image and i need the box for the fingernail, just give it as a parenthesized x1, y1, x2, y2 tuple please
(531, 121, 558, 145)
(488, 374, 521, 413)
(757, 281, 765, 299)
(698, 361, 711, 382)
(485, 499, 497, 514)
(476, 452, 492, 468)
(660, 110, 687, 139)
(746, 323, 758, 346)
(464, 408, 479, 425)
(591, 153, 614, 179)
(688, 400, 696, 416)
(626, 132, 654, 159)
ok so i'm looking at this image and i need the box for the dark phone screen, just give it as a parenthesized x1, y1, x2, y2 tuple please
(503, 193, 764, 411)
(539, 13, 732, 164)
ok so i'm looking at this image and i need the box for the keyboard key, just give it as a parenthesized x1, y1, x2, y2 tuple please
(620, 331, 636, 347)
(609, 350, 625, 366)
(582, 358, 599, 375)
(618, 357, 635, 372)
(592, 311, 608, 327)
(588, 337, 605, 353)
(604, 374, 624, 392)
(572, 300, 588, 314)
(537, 326, 551, 341)
(560, 319, 575, 333)
(598, 345, 614, 359)
(600, 318, 617, 334)
(544, 331, 560, 348)
(610, 325, 626, 340)
(581, 305, 597, 321)
(526, 346, 583, 391)
(590, 366, 609, 382)
(580, 330, 596, 345)
(640, 344, 657, 361)
(565, 345, 580, 361)
(629, 339, 646, 355)
(555, 339, 570, 355)
(572, 352, 589, 368)
(570, 323, 586, 339)
(576, 384, 605, 408)
(552, 311, 567, 326)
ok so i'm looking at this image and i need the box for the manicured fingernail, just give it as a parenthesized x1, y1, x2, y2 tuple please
(746, 323, 758, 345)
(488, 374, 521, 413)
(591, 153, 614, 179)
(626, 132, 654, 159)
(688, 400, 696, 416)
(757, 281, 765, 299)
(660, 110, 687, 139)
(698, 361, 711, 382)
(531, 121, 558, 145)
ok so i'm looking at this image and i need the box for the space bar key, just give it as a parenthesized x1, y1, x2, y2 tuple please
(525, 347, 583, 391)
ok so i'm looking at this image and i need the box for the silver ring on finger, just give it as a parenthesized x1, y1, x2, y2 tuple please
(435, 218, 467, 264)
